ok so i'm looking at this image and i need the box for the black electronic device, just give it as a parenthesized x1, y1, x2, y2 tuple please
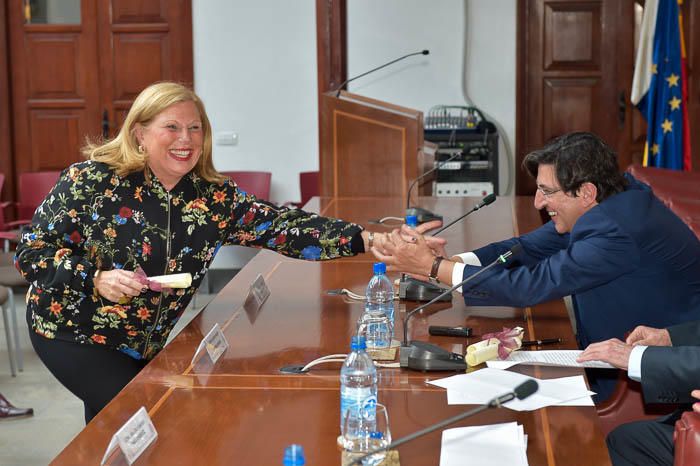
(428, 325, 472, 337)
(349, 379, 539, 466)
(400, 244, 522, 371)
(399, 277, 451, 302)
(424, 105, 499, 197)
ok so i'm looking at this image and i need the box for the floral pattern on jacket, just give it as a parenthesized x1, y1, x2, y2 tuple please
(16, 161, 362, 360)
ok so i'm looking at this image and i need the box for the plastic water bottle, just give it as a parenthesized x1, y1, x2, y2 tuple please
(405, 214, 418, 228)
(361, 262, 395, 349)
(340, 335, 378, 438)
(282, 444, 305, 466)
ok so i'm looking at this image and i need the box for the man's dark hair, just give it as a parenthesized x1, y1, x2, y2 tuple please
(522, 132, 628, 202)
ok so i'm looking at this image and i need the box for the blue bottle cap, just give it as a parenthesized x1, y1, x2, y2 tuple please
(369, 431, 384, 439)
(373, 262, 386, 275)
(350, 335, 367, 351)
(405, 215, 418, 227)
(283, 444, 305, 466)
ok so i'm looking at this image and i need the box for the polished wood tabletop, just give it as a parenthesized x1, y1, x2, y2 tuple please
(52, 196, 611, 466)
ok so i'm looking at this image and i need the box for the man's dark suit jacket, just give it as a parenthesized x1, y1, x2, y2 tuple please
(642, 320, 700, 404)
(459, 174, 700, 350)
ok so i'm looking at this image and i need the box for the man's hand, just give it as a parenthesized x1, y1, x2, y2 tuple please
(692, 389, 700, 414)
(372, 228, 436, 278)
(398, 223, 448, 258)
(626, 325, 672, 347)
(577, 338, 633, 370)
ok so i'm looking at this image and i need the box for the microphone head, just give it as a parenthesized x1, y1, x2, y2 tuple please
(482, 193, 497, 206)
(422, 49, 430, 55)
(514, 380, 538, 400)
(509, 243, 523, 257)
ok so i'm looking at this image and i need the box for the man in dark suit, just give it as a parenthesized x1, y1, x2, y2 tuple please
(578, 322, 700, 465)
(374, 132, 700, 399)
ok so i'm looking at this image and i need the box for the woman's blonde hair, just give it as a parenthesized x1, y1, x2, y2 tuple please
(83, 81, 223, 183)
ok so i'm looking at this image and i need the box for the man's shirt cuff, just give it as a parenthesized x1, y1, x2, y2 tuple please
(628, 345, 647, 382)
(451, 253, 482, 293)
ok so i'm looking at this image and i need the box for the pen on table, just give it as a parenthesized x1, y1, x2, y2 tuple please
(521, 338, 563, 347)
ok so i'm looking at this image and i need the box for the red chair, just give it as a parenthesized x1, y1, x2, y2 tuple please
(299, 171, 319, 207)
(14, 171, 62, 221)
(220, 171, 272, 199)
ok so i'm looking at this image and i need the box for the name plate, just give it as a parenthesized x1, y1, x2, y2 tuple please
(243, 273, 270, 322)
(101, 406, 158, 465)
(191, 322, 229, 366)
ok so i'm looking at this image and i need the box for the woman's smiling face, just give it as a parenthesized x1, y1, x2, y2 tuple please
(136, 100, 203, 190)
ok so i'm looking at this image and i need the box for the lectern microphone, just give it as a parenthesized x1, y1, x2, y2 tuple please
(334, 49, 430, 97)
(349, 379, 539, 465)
(400, 244, 522, 371)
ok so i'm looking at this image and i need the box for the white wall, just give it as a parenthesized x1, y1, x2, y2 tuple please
(193, 0, 319, 205)
(192, 0, 517, 267)
(347, 0, 516, 194)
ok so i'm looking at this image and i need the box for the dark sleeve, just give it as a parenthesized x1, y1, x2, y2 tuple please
(668, 320, 700, 346)
(461, 210, 639, 307)
(224, 183, 364, 260)
(472, 221, 571, 268)
(14, 164, 101, 295)
(641, 346, 700, 404)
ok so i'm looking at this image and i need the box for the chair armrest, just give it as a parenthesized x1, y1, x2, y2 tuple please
(674, 411, 700, 466)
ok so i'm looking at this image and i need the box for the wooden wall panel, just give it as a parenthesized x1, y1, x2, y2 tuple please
(29, 110, 83, 170)
(334, 114, 405, 197)
(111, 0, 167, 23)
(26, 35, 81, 96)
(111, 34, 168, 100)
(543, 78, 598, 137)
(544, 2, 601, 70)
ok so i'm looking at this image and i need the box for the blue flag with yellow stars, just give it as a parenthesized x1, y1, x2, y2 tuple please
(631, 0, 692, 170)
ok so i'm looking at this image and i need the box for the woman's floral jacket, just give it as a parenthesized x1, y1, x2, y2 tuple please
(15, 161, 363, 360)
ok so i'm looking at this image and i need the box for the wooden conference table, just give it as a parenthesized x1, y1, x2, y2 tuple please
(52, 196, 611, 465)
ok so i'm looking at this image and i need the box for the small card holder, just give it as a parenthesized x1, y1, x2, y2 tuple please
(191, 323, 229, 366)
(101, 406, 158, 465)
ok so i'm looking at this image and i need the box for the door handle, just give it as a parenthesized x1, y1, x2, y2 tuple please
(102, 109, 110, 138)
(618, 91, 626, 128)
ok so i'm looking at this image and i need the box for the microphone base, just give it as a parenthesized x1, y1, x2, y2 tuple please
(399, 277, 452, 302)
(400, 341, 467, 371)
(405, 207, 442, 224)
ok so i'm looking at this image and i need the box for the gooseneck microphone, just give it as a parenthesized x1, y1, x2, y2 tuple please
(400, 244, 522, 371)
(400, 192, 498, 302)
(430, 193, 497, 236)
(334, 49, 430, 97)
(404, 152, 460, 224)
(349, 379, 539, 466)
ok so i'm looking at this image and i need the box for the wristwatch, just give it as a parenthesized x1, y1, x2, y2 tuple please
(429, 256, 444, 284)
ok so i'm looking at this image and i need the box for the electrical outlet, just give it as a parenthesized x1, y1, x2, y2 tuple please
(216, 132, 238, 146)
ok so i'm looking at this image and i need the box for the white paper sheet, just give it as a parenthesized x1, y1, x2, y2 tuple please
(485, 350, 616, 369)
(440, 422, 528, 466)
(428, 368, 595, 411)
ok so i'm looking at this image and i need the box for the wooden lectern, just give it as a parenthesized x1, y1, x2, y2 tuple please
(319, 90, 424, 198)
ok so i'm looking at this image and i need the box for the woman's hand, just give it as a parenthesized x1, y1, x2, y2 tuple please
(93, 269, 147, 302)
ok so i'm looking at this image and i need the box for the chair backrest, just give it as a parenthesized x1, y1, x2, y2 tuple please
(220, 171, 272, 200)
(17, 171, 61, 220)
(299, 171, 319, 207)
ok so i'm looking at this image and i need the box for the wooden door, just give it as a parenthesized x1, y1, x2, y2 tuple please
(7, 0, 101, 173)
(97, 0, 193, 136)
(517, 0, 700, 195)
(5, 0, 192, 177)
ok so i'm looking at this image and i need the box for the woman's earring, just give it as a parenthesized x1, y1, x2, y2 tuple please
(138, 145, 145, 154)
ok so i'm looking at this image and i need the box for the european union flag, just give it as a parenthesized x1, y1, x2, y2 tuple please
(631, 0, 692, 170)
